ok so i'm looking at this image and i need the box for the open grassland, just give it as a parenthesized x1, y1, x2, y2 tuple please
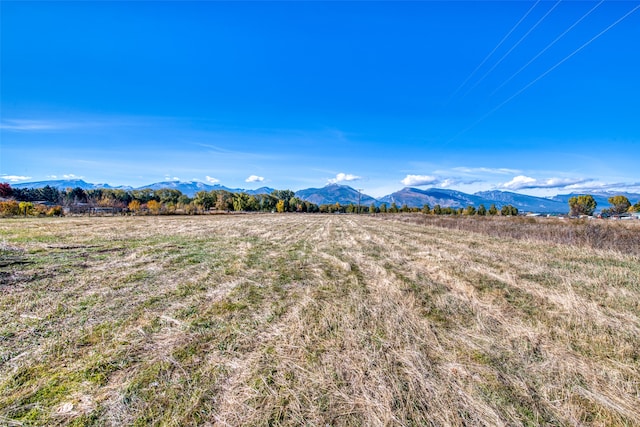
(1, 215, 639, 426)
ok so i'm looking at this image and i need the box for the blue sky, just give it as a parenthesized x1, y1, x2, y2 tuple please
(1, 1, 639, 198)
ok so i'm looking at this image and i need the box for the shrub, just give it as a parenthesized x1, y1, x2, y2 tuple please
(46, 206, 64, 217)
(0, 200, 20, 216)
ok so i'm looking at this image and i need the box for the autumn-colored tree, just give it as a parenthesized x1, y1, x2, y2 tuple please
(19, 201, 34, 216)
(0, 182, 12, 198)
(568, 195, 596, 216)
(46, 206, 64, 217)
(632, 201, 640, 212)
(607, 195, 631, 215)
(276, 199, 285, 213)
(464, 205, 476, 215)
(128, 200, 141, 214)
(147, 200, 161, 215)
(0, 201, 20, 216)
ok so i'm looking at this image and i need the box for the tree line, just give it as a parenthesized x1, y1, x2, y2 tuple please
(0, 184, 323, 216)
(3, 182, 638, 218)
(0, 182, 524, 217)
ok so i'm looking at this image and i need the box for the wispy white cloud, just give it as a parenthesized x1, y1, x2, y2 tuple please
(448, 178, 482, 187)
(0, 175, 32, 182)
(1, 119, 65, 131)
(401, 174, 481, 188)
(500, 175, 590, 190)
(453, 166, 521, 175)
(0, 119, 92, 132)
(328, 173, 361, 184)
(564, 181, 640, 192)
(401, 175, 438, 186)
(164, 175, 180, 181)
(246, 175, 265, 183)
(62, 174, 83, 180)
(206, 176, 220, 184)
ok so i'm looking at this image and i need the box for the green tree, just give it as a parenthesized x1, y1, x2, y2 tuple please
(607, 195, 631, 215)
(464, 205, 476, 215)
(39, 185, 61, 204)
(488, 204, 498, 216)
(501, 205, 518, 216)
(215, 191, 233, 211)
(154, 189, 182, 205)
(433, 204, 442, 215)
(400, 204, 410, 213)
(194, 191, 216, 211)
(130, 189, 155, 204)
(67, 187, 88, 204)
(389, 202, 398, 213)
(568, 195, 597, 216)
(233, 193, 251, 212)
(421, 204, 431, 214)
(369, 203, 376, 214)
(247, 195, 259, 211)
(632, 201, 640, 212)
(477, 204, 486, 216)
(271, 189, 295, 201)
(379, 203, 387, 213)
(256, 194, 277, 212)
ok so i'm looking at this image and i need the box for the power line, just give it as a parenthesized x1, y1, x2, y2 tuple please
(447, 2, 640, 144)
(463, 0, 562, 98)
(449, 0, 541, 100)
(490, 0, 605, 97)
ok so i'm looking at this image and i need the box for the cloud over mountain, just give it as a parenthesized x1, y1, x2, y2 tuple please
(0, 175, 32, 182)
(328, 173, 361, 184)
(401, 175, 438, 186)
(500, 175, 590, 190)
(246, 175, 265, 183)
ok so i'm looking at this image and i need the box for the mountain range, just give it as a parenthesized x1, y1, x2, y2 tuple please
(11, 179, 640, 213)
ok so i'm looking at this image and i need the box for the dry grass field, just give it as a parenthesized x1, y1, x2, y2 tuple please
(1, 214, 639, 426)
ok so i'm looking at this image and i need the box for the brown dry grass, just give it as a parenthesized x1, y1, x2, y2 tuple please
(386, 214, 640, 256)
(0, 215, 639, 426)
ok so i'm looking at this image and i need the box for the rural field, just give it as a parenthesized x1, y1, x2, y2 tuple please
(1, 214, 639, 426)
